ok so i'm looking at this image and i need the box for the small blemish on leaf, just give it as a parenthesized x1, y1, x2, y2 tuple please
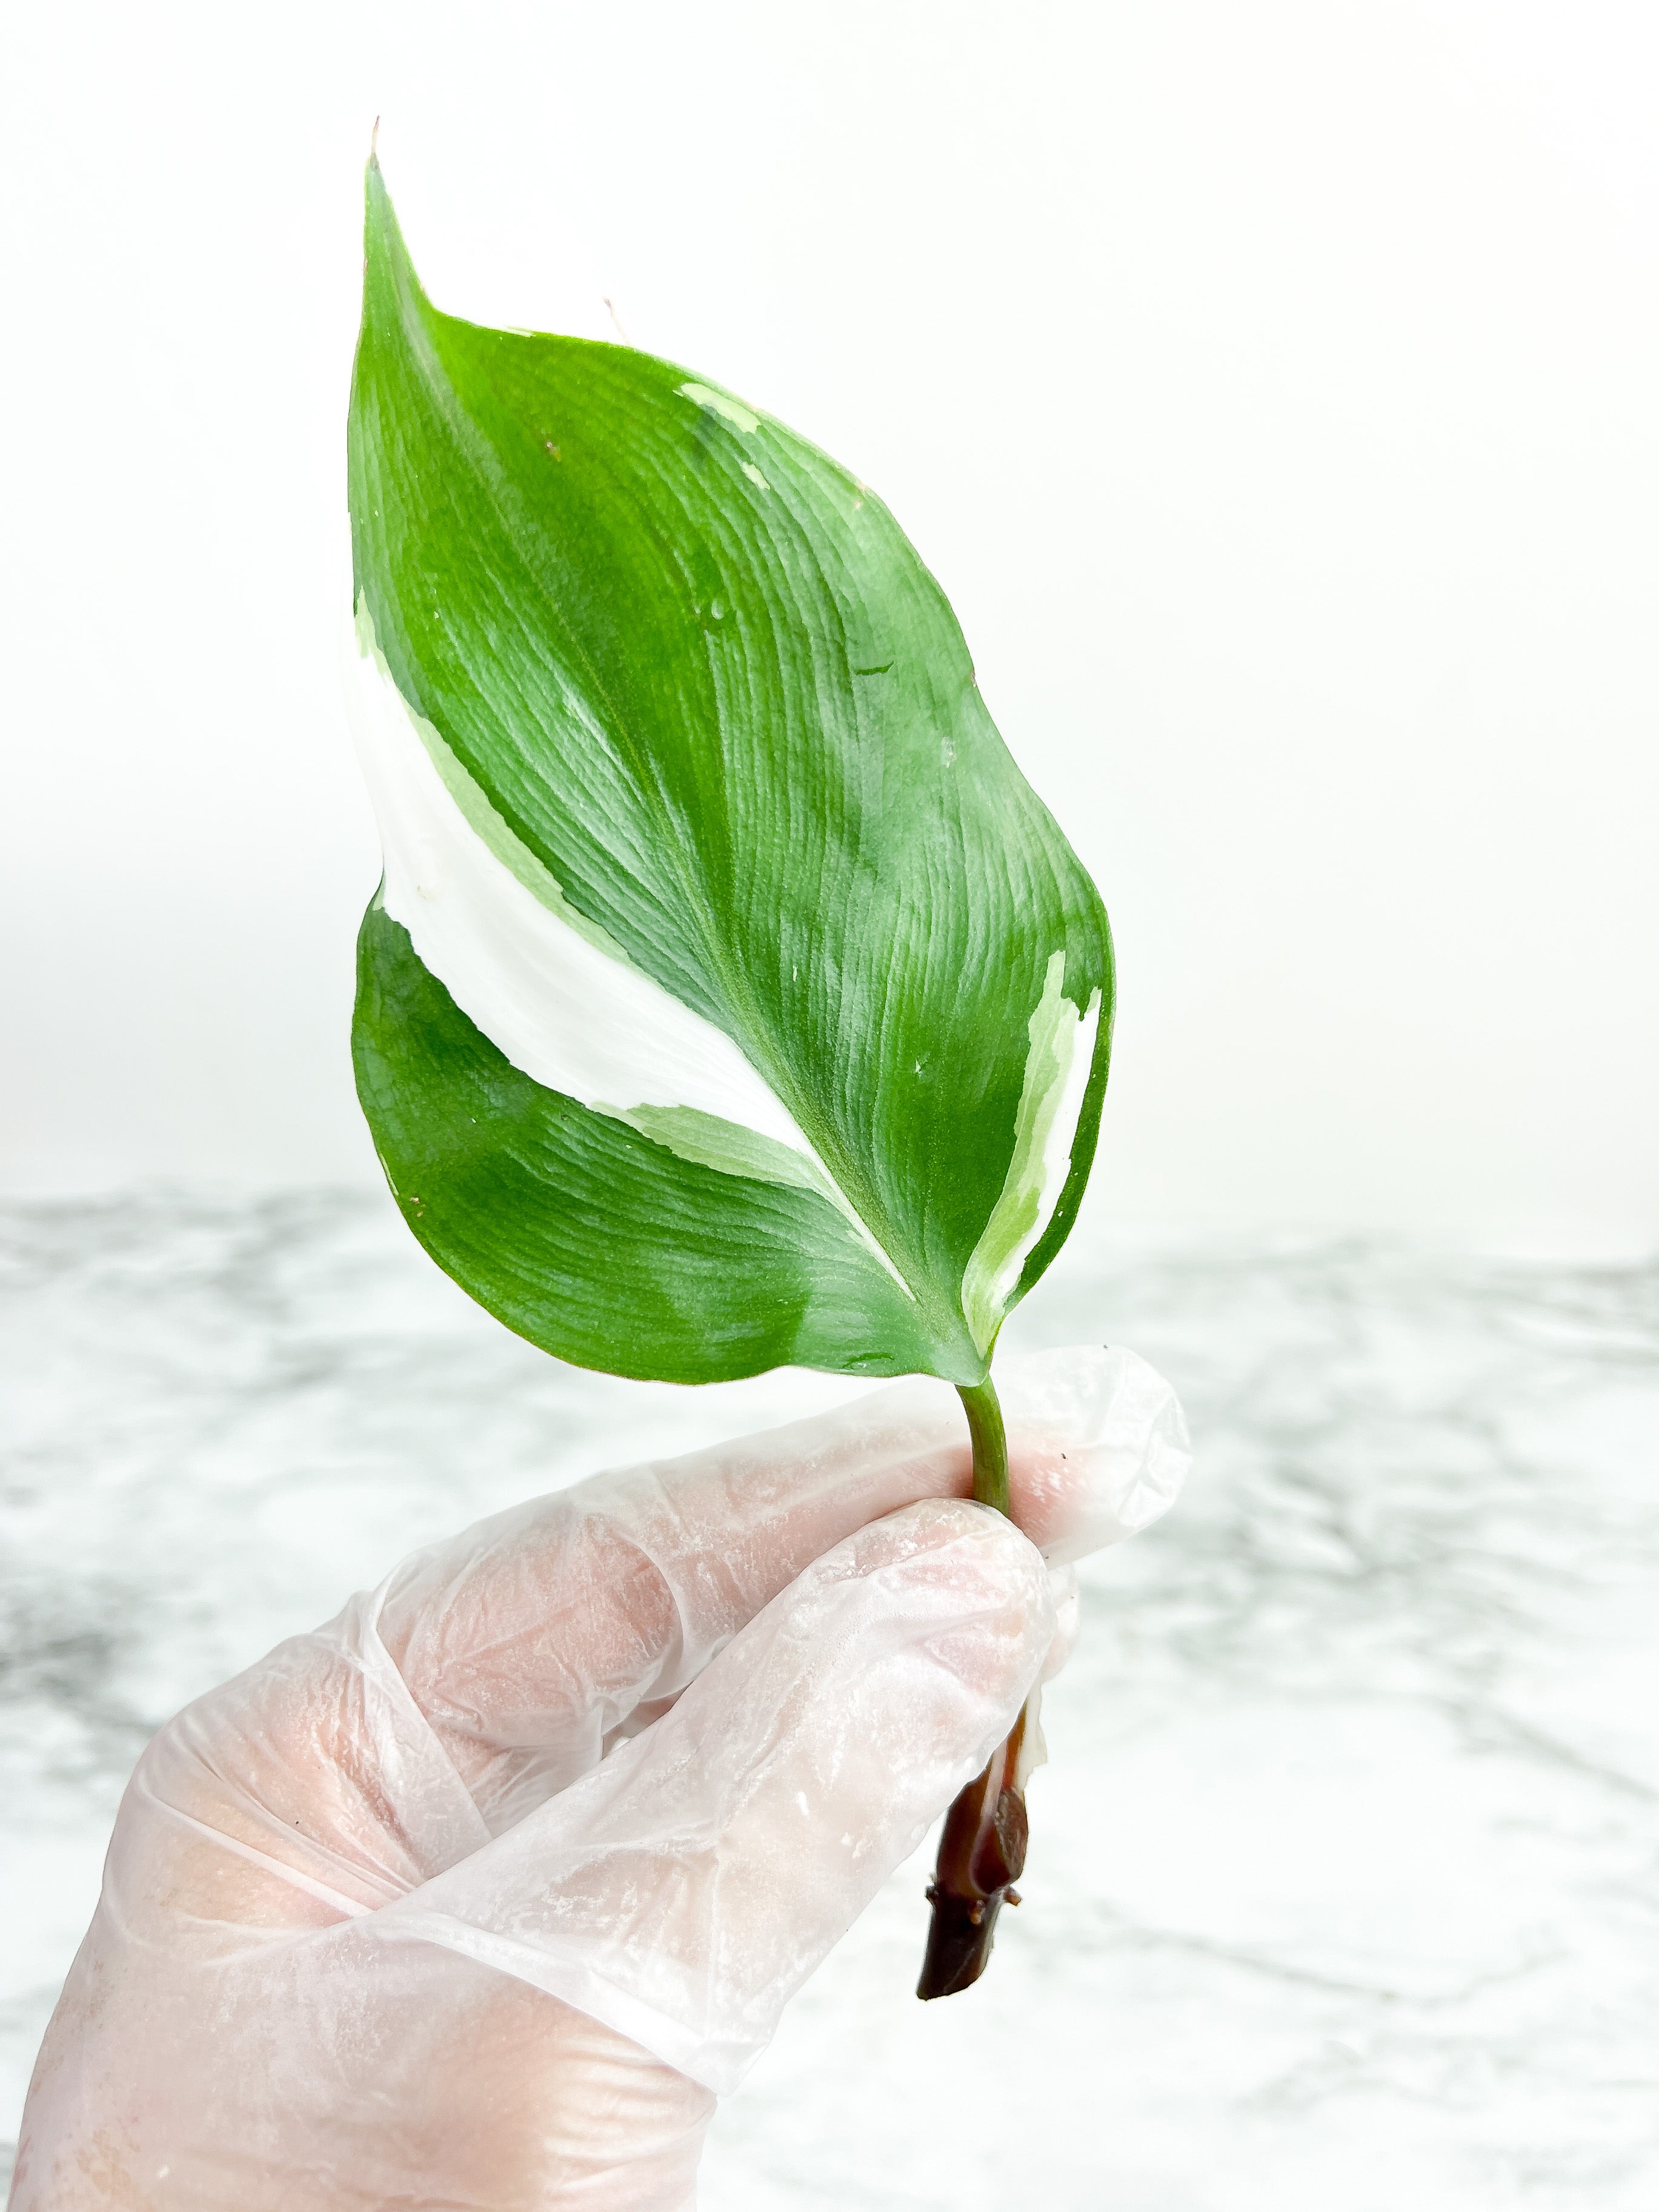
(853, 662, 893, 676)
(544, 440, 561, 459)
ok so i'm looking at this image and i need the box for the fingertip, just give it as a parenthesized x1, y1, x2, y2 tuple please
(1002, 1344, 1192, 1564)
(860, 1493, 1053, 1608)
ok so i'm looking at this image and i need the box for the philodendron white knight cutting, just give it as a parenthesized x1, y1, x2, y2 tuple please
(346, 154, 1169, 1998)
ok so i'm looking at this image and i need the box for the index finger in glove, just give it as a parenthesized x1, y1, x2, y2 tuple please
(376, 1346, 1186, 1818)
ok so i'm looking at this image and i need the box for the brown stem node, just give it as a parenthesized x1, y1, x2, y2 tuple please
(916, 1700, 1031, 1999)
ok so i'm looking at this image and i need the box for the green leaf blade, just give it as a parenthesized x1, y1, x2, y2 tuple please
(347, 159, 1114, 1387)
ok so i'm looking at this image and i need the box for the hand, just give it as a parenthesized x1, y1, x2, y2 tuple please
(13, 1346, 1186, 2210)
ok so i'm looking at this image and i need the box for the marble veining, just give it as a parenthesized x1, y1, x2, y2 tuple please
(2, 1194, 1655, 2206)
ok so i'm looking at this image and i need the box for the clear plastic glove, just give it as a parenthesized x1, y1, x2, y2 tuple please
(13, 1345, 1188, 2211)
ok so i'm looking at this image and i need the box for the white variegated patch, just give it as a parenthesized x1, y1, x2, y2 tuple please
(677, 381, 762, 434)
(960, 953, 1102, 1355)
(344, 603, 912, 1292)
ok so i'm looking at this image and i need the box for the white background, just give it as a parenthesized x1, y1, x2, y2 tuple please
(2, 0, 1654, 1254)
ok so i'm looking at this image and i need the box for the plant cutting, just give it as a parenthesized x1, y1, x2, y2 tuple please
(347, 155, 1115, 1999)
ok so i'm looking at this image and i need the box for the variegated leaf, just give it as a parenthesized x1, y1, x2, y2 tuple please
(348, 160, 1112, 1387)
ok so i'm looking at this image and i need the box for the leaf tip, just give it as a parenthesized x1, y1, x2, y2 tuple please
(359, 142, 427, 325)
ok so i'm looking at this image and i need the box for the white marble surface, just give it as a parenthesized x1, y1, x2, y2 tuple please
(2, 1193, 1655, 2206)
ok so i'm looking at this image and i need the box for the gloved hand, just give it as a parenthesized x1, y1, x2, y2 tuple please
(13, 1345, 1188, 2211)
